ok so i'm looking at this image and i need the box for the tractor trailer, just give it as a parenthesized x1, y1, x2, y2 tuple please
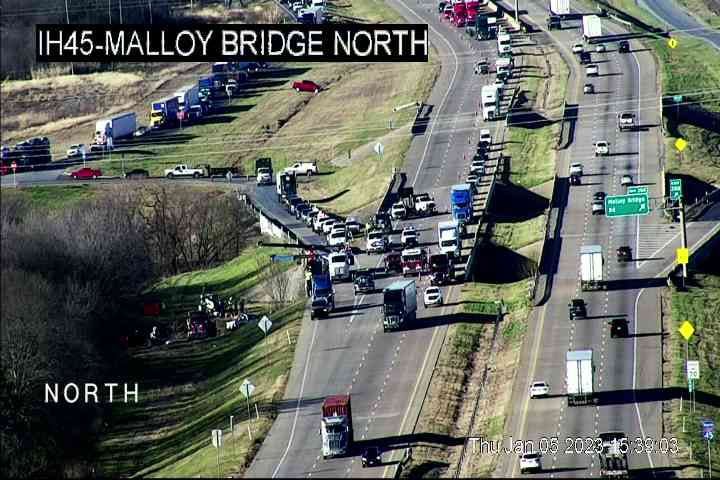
(598, 432, 629, 478)
(583, 15, 602, 40)
(382, 279, 417, 332)
(94, 112, 137, 147)
(438, 220, 461, 259)
(321, 395, 353, 458)
(150, 97, 179, 129)
(566, 349, 594, 406)
(550, 0, 570, 15)
(450, 184, 473, 229)
(580, 245, 604, 291)
(481, 84, 500, 121)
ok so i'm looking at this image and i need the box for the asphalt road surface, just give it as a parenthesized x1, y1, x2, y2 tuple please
(638, 0, 720, 50)
(497, 0, 719, 477)
(244, 1, 511, 477)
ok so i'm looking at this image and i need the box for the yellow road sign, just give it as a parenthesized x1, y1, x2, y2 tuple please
(679, 321, 695, 341)
(668, 38, 678, 49)
(677, 247, 689, 265)
(675, 138, 688, 152)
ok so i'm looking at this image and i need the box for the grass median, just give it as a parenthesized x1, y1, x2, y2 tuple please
(0, 184, 95, 208)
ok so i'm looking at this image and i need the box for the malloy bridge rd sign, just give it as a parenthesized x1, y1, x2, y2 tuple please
(605, 193, 650, 217)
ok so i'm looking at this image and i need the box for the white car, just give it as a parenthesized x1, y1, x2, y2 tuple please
(595, 43, 606, 53)
(572, 43, 584, 54)
(328, 252, 351, 282)
(592, 200, 605, 215)
(423, 286, 443, 308)
(529, 381, 550, 398)
(594, 140, 609, 156)
(292, 1, 303, 13)
(366, 230, 387, 253)
(322, 219, 339, 235)
(621, 175, 633, 186)
(519, 452, 542, 473)
(390, 202, 407, 220)
(400, 228, 418, 246)
(470, 160, 485, 174)
(586, 64, 599, 76)
(569, 162, 583, 177)
(66, 144, 86, 158)
(479, 129, 492, 146)
(330, 224, 346, 235)
(313, 213, 329, 231)
(345, 217, 363, 234)
(328, 230, 347, 247)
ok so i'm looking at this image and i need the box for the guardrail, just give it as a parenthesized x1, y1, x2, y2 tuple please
(464, 85, 520, 281)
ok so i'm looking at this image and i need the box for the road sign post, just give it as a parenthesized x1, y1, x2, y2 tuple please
(11, 161, 17, 187)
(670, 178, 683, 201)
(258, 315, 273, 369)
(211, 429, 222, 478)
(240, 378, 255, 422)
(605, 193, 650, 217)
(703, 420, 714, 477)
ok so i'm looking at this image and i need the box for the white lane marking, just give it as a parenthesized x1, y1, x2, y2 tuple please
(272, 318, 320, 478)
(633, 288, 655, 470)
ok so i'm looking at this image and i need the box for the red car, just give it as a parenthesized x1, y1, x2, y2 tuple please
(292, 80, 321, 93)
(71, 167, 102, 180)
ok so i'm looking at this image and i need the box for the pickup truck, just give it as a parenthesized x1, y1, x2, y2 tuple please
(164, 164, 205, 178)
(284, 161, 318, 176)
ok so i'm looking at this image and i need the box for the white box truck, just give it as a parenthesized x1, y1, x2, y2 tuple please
(566, 349, 594, 406)
(94, 112, 137, 147)
(481, 85, 499, 121)
(580, 245, 604, 291)
(550, 0, 570, 15)
(438, 220, 461, 258)
(582, 15, 602, 40)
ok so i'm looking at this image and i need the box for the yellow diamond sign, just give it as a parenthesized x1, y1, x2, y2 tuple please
(675, 138, 688, 152)
(677, 247, 689, 265)
(679, 321, 695, 341)
(668, 38, 678, 49)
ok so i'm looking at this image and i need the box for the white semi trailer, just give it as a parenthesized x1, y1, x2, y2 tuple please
(566, 349, 595, 406)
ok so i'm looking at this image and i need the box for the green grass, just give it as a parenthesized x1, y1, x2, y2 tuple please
(504, 124, 557, 189)
(1, 184, 95, 208)
(668, 274, 720, 478)
(493, 215, 547, 251)
(676, 0, 720, 29)
(329, 0, 404, 23)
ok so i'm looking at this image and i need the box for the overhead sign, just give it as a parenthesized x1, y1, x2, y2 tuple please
(605, 193, 650, 217)
(687, 360, 700, 380)
(670, 178, 683, 200)
(679, 321, 695, 341)
(627, 186, 648, 195)
(703, 420, 714, 440)
(271, 254, 295, 263)
(211, 429, 223, 448)
(258, 315, 272, 334)
(240, 379, 255, 399)
(676, 247, 689, 265)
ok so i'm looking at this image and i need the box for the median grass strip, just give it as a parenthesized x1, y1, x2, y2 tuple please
(493, 214, 547, 261)
(665, 273, 720, 478)
(0, 184, 95, 208)
(402, 281, 532, 477)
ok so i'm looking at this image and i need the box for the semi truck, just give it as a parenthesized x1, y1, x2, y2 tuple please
(175, 84, 200, 122)
(549, 0, 570, 15)
(566, 349, 594, 406)
(580, 245, 604, 291)
(465, 0, 479, 23)
(450, 184, 473, 230)
(198, 76, 214, 101)
(321, 395, 353, 458)
(150, 96, 179, 129)
(256, 157, 273, 185)
(582, 15, 602, 40)
(401, 248, 427, 277)
(481, 84, 500, 121)
(451, 0, 467, 27)
(497, 33, 512, 54)
(438, 220, 461, 259)
(94, 112, 137, 147)
(311, 271, 335, 319)
(276, 171, 297, 201)
(382, 279, 417, 332)
(598, 432, 629, 478)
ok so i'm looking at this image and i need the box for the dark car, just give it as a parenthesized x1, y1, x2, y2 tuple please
(568, 298, 587, 320)
(547, 15, 561, 30)
(619, 40, 630, 53)
(385, 251, 402, 273)
(295, 203, 311, 220)
(361, 446, 382, 468)
(124, 168, 149, 180)
(570, 174, 581, 186)
(594, 191, 606, 202)
(353, 271, 375, 295)
(610, 318, 629, 338)
(617, 246, 632, 262)
(437, 1, 447, 14)
(579, 51, 591, 64)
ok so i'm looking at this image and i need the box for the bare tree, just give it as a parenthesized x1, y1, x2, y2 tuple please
(254, 255, 293, 309)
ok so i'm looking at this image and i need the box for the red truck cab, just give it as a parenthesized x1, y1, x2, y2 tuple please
(292, 80, 321, 93)
(70, 167, 102, 180)
(452, 0, 467, 27)
(465, 0, 479, 23)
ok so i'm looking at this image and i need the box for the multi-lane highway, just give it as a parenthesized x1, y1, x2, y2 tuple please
(244, 0, 515, 477)
(498, 0, 718, 477)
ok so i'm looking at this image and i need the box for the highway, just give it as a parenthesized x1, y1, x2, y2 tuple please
(244, 0, 511, 477)
(638, 0, 720, 50)
(497, 0, 717, 477)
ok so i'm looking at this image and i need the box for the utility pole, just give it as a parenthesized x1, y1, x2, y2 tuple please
(119, 0, 123, 24)
(148, 0, 153, 24)
(108, 0, 112, 23)
(515, 0, 519, 24)
(64, 0, 74, 75)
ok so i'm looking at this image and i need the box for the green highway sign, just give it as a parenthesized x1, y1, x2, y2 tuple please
(673, 95, 684, 103)
(605, 193, 650, 217)
(670, 178, 683, 200)
(627, 186, 649, 195)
